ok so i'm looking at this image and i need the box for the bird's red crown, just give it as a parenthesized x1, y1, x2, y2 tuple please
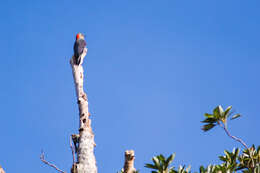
(76, 33, 81, 40)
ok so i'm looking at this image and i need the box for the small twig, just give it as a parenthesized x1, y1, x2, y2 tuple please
(223, 124, 248, 149)
(218, 121, 248, 149)
(70, 136, 76, 164)
(40, 151, 66, 173)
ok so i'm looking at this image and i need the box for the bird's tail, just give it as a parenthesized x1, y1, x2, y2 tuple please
(74, 56, 81, 65)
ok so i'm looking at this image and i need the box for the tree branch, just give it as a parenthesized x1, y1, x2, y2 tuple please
(223, 124, 248, 149)
(218, 121, 248, 149)
(40, 151, 66, 173)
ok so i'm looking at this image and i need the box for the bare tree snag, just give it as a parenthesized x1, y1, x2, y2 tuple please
(123, 150, 136, 173)
(70, 48, 97, 173)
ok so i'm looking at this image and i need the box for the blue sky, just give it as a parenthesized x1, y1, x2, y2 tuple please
(0, 0, 259, 172)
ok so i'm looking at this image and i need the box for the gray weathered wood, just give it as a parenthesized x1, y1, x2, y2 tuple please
(70, 48, 97, 173)
(123, 150, 136, 173)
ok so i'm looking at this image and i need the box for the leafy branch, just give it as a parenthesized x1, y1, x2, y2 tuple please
(201, 105, 248, 149)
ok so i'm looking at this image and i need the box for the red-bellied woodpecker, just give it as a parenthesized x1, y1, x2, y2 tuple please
(73, 33, 87, 65)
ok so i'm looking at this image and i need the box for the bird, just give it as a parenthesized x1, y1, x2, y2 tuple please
(73, 33, 87, 65)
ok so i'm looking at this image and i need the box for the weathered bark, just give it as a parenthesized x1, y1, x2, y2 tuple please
(70, 48, 97, 173)
(123, 150, 136, 173)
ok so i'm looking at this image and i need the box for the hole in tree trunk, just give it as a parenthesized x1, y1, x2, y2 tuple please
(83, 118, 86, 123)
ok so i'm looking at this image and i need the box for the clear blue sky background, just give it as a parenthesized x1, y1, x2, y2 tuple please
(0, 0, 259, 172)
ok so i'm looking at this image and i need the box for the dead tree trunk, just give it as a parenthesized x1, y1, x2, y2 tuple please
(123, 150, 136, 173)
(70, 48, 97, 173)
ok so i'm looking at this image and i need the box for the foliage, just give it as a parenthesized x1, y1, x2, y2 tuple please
(118, 105, 259, 173)
(144, 146, 259, 173)
(145, 153, 191, 173)
(201, 105, 240, 132)
(199, 146, 260, 173)
(201, 105, 248, 149)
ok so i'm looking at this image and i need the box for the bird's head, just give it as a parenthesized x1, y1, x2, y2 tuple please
(76, 33, 85, 40)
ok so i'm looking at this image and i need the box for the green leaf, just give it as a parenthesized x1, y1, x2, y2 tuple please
(231, 114, 241, 120)
(169, 170, 178, 173)
(257, 145, 260, 153)
(178, 165, 184, 172)
(145, 164, 158, 170)
(157, 154, 167, 170)
(213, 106, 221, 119)
(166, 153, 176, 165)
(234, 148, 240, 158)
(219, 156, 227, 162)
(158, 154, 166, 162)
(152, 157, 161, 169)
(202, 123, 216, 132)
(199, 166, 205, 172)
(204, 113, 214, 118)
(201, 118, 217, 123)
(224, 106, 232, 118)
(218, 105, 224, 117)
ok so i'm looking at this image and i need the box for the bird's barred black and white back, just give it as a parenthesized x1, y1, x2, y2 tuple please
(74, 47, 87, 65)
(73, 39, 87, 65)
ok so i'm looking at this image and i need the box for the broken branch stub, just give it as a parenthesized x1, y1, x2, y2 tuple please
(123, 150, 136, 173)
